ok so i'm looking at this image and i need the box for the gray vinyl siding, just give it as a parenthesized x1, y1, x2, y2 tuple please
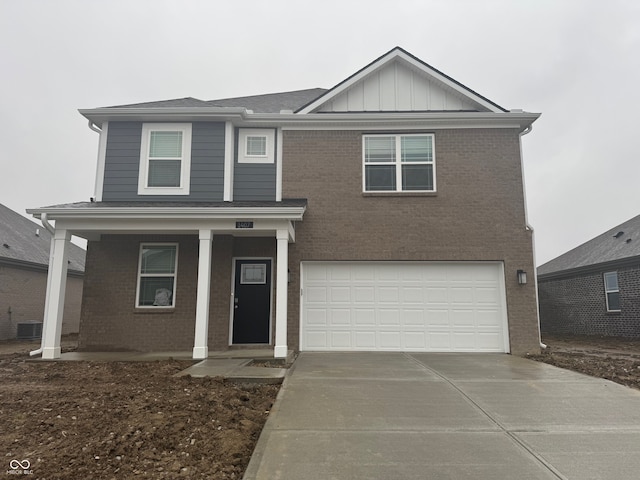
(233, 128, 277, 201)
(102, 121, 225, 202)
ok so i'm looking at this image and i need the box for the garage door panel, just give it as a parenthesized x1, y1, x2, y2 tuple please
(329, 309, 350, 325)
(355, 287, 375, 303)
(355, 309, 375, 325)
(306, 309, 328, 326)
(403, 331, 427, 349)
(379, 309, 400, 325)
(302, 262, 508, 352)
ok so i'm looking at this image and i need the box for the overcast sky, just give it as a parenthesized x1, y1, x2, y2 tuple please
(1, 0, 638, 266)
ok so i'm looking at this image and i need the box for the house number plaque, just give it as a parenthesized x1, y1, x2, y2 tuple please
(236, 221, 254, 229)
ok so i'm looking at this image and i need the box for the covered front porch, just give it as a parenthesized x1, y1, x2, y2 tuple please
(26, 201, 306, 360)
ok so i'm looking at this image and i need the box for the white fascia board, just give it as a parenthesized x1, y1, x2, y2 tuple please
(240, 111, 541, 132)
(78, 107, 248, 129)
(27, 206, 307, 222)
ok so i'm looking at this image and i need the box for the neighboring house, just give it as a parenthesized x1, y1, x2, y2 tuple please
(0, 203, 85, 340)
(28, 47, 541, 359)
(538, 215, 640, 338)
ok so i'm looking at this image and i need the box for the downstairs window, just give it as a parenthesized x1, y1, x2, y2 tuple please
(136, 244, 178, 308)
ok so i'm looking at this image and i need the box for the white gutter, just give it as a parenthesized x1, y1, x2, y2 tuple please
(79, 107, 540, 133)
(518, 125, 546, 350)
(30, 213, 55, 357)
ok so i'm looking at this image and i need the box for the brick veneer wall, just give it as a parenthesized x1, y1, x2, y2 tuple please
(538, 265, 640, 337)
(78, 234, 275, 352)
(282, 128, 541, 355)
(0, 264, 83, 340)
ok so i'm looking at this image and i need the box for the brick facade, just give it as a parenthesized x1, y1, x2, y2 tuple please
(77, 127, 540, 355)
(282, 129, 540, 355)
(538, 265, 640, 337)
(0, 264, 83, 340)
(79, 234, 276, 352)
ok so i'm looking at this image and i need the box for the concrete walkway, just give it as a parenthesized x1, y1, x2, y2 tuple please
(41, 349, 290, 384)
(243, 352, 640, 480)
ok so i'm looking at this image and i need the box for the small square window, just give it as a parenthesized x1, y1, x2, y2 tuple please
(240, 264, 267, 284)
(246, 136, 267, 157)
(238, 128, 275, 163)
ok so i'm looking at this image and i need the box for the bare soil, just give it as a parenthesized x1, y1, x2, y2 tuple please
(528, 334, 640, 390)
(0, 338, 279, 479)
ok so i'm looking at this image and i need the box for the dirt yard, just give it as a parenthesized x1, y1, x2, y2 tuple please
(0, 338, 279, 479)
(529, 334, 640, 390)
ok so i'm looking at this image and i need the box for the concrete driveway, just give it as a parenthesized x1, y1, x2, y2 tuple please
(244, 352, 640, 480)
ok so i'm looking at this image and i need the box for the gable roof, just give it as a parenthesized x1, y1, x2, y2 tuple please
(296, 46, 507, 114)
(538, 214, 640, 279)
(0, 203, 85, 274)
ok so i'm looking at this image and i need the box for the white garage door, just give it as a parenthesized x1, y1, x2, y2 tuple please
(301, 262, 509, 352)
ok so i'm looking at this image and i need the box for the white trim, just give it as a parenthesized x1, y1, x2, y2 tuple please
(274, 229, 289, 358)
(229, 257, 274, 346)
(237, 128, 275, 164)
(93, 121, 108, 201)
(135, 243, 179, 309)
(138, 123, 192, 196)
(193, 230, 213, 359)
(41, 229, 71, 359)
(79, 107, 539, 133)
(362, 133, 436, 193)
(223, 121, 234, 201)
(275, 127, 283, 201)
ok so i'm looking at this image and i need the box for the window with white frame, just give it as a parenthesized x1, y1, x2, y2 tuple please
(238, 128, 274, 163)
(136, 244, 178, 308)
(604, 271, 620, 312)
(363, 134, 435, 192)
(138, 123, 192, 195)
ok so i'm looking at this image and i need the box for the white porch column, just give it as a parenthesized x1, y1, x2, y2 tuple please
(42, 229, 71, 359)
(274, 229, 289, 358)
(193, 229, 213, 359)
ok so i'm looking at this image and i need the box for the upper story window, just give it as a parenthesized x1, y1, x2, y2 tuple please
(238, 128, 275, 163)
(138, 123, 192, 195)
(604, 271, 620, 312)
(136, 243, 179, 308)
(363, 134, 435, 192)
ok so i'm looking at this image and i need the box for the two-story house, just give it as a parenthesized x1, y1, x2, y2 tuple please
(28, 47, 541, 360)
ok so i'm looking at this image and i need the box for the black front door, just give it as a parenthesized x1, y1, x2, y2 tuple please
(232, 259, 272, 344)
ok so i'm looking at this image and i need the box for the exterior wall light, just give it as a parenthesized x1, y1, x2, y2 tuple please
(517, 269, 527, 285)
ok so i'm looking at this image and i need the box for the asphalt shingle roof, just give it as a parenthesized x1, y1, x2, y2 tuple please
(107, 88, 328, 113)
(537, 214, 640, 277)
(0, 204, 85, 273)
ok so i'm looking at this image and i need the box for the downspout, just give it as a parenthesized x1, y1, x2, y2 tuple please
(519, 125, 546, 349)
(30, 213, 56, 357)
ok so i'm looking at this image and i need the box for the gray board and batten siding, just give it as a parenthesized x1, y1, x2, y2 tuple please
(232, 128, 277, 201)
(102, 122, 226, 202)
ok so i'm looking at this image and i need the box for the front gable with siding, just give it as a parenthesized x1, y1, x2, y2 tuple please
(28, 47, 542, 360)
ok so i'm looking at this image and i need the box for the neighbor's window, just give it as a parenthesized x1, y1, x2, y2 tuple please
(363, 134, 435, 192)
(136, 244, 178, 308)
(138, 123, 192, 195)
(238, 128, 275, 163)
(604, 271, 620, 312)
